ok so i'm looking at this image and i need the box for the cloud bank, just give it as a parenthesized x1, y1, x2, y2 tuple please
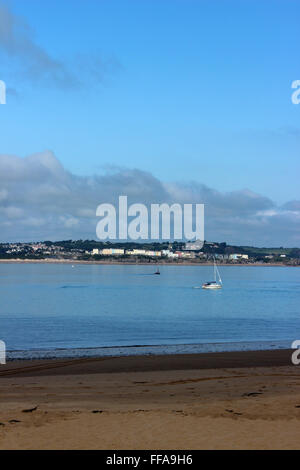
(0, 151, 299, 246)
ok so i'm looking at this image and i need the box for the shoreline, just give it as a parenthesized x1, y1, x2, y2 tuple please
(0, 349, 295, 377)
(5, 340, 292, 361)
(0, 258, 293, 267)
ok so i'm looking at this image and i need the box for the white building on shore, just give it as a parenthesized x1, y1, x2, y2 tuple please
(229, 254, 249, 260)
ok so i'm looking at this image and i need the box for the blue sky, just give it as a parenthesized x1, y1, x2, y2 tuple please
(0, 0, 299, 244)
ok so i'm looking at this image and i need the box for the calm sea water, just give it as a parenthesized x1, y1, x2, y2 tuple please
(0, 263, 299, 359)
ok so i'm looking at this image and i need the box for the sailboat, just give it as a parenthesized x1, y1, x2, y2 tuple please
(154, 267, 160, 275)
(202, 258, 222, 289)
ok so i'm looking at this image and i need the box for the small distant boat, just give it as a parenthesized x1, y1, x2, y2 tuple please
(202, 259, 222, 289)
(154, 267, 160, 275)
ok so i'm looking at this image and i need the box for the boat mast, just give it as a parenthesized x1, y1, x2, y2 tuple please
(214, 257, 222, 284)
(216, 264, 222, 284)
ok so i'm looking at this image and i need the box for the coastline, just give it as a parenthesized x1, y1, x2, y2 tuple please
(0, 258, 293, 267)
(1, 349, 300, 449)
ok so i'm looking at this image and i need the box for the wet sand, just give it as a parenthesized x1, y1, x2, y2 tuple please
(0, 349, 300, 449)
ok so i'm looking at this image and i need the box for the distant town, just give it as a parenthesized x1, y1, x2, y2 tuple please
(0, 240, 299, 265)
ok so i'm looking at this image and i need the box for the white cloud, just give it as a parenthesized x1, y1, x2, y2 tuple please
(0, 151, 299, 246)
(60, 216, 79, 228)
(0, 188, 8, 201)
(0, 205, 23, 219)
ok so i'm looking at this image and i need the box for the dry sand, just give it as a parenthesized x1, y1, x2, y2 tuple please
(0, 350, 300, 450)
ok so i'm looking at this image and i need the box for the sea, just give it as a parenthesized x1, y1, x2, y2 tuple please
(0, 263, 299, 360)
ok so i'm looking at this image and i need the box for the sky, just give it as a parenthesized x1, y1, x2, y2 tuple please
(0, 0, 299, 245)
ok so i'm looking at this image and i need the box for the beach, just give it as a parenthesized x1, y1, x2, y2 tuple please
(1, 349, 300, 450)
(1, 0, 299, 455)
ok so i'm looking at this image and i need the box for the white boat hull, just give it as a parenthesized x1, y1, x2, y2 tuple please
(202, 284, 222, 289)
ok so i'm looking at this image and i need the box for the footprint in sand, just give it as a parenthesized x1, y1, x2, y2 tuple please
(225, 409, 243, 416)
(22, 406, 38, 413)
(242, 392, 263, 397)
